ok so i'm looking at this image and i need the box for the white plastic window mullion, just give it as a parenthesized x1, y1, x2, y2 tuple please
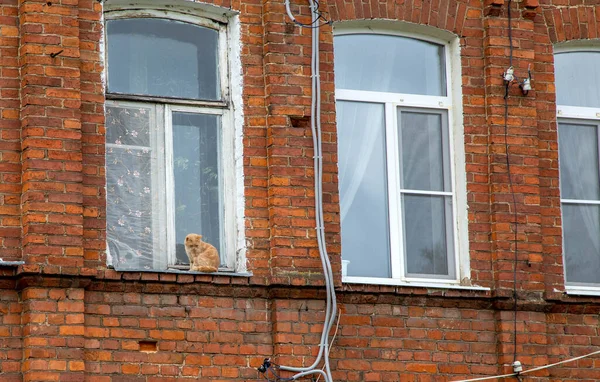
(596, 123, 600, 200)
(562, 199, 600, 205)
(443, 43, 451, 99)
(163, 105, 176, 267)
(444, 109, 460, 281)
(336, 89, 449, 109)
(558, 105, 600, 121)
(387, 102, 403, 280)
(399, 189, 453, 196)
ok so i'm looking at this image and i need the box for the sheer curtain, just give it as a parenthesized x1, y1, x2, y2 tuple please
(106, 104, 167, 270)
(337, 101, 391, 278)
(558, 123, 600, 284)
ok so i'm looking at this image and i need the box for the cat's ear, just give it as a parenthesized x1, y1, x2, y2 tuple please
(198, 235, 203, 240)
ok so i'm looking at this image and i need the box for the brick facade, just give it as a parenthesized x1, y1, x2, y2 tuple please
(2, 0, 600, 380)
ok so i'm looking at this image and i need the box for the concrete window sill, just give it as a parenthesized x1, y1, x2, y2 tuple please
(0, 261, 25, 267)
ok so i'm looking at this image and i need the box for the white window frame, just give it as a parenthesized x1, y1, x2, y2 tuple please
(558, 107, 600, 295)
(103, 5, 246, 273)
(556, 46, 600, 294)
(335, 24, 470, 287)
(555, 44, 600, 294)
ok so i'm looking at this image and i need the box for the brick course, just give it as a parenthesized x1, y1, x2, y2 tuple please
(2, 0, 600, 380)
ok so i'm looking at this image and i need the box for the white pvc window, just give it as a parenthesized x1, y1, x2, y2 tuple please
(104, 11, 237, 271)
(335, 30, 466, 285)
(556, 49, 600, 291)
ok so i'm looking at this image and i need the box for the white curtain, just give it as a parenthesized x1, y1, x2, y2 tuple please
(558, 123, 600, 284)
(337, 101, 391, 278)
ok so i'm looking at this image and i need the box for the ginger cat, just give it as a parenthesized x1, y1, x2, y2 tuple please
(185, 233, 220, 273)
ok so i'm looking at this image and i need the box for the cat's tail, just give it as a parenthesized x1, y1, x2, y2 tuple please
(193, 265, 218, 273)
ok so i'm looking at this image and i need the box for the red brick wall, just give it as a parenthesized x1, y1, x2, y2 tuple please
(83, 285, 272, 380)
(11, 278, 600, 381)
(0, 284, 21, 381)
(0, 0, 22, 263)
(2, 0, 600, 380)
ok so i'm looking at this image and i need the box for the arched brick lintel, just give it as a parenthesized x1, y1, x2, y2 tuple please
(327, 0, 471, 37)
(543, 5, 600, 44)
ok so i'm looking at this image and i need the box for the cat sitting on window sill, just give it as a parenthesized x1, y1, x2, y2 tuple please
(184, 233, 220, 273)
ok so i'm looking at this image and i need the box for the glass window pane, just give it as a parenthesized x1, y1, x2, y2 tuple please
(106, 105, 164, 270)
(337, 101, 391, 278)
(558, 123, 600, 200)
(334, 34, 446, 96)
(403, 195, 454, 278)
(398, 110, 450, 192)
(107, 18, 220, 100)
(172, 112, 222, 265)
(563, 203, 600, 284)
(555, 52, 600, 108)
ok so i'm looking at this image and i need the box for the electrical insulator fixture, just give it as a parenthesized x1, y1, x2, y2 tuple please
(512, 360, 523, 373)
(520, 64, 533, 96)
(503, 66, 515, 82)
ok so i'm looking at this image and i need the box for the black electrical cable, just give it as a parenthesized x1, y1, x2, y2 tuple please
(270, 362, 294, 381)
(508, 0, 513, 68)
(292, 15, 329, 28)
(258, 359, 297, 382)
(289, 0, 331, 28)
(503, 80, 519, 364)
(292, 16, 331, 28)
(267, 366, 294, 381)
(505, 0, 519, 366)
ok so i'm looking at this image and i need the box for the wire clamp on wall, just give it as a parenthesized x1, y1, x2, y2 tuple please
(258, 358, 272, 374)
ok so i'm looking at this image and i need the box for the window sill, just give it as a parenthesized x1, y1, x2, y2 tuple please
(564, 285, 600, 296)
(111, 267, 252, 278)
(0, 261, 25, 267)
(343, 276, 490, 292)
(100, 267, 255, 285)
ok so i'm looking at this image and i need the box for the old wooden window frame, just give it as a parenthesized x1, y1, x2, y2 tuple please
(103, 7, 243, 272)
